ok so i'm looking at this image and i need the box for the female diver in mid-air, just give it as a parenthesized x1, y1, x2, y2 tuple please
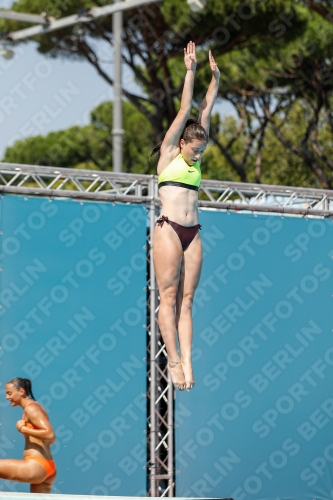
(1, 378, 56, 493)
(152, 41, 220, 391)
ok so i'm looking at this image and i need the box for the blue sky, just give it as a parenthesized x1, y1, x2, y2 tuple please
(0, 39, 120, 159)
(0, 0, 234, 161)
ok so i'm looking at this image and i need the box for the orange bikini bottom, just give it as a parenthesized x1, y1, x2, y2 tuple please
(24, 456, 56, 479)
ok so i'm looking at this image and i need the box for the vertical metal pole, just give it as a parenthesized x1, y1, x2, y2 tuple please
(149, 177, 157, 496)
(168, 376, 174, 496)
(112, 0, 124, 172)
(324, 196, 329, 211)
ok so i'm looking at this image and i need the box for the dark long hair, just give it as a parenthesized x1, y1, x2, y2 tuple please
(149, 119, 209, 160)
(7, 378, 36, 400)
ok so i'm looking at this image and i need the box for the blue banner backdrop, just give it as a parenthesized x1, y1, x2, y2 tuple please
(176, 210, 333, 500)
(0, 195, 147, 496)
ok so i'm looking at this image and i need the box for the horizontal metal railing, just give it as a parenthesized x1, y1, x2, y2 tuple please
(0, 162, 332, 216)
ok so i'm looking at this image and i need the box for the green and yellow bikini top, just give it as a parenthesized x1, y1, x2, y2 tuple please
(158, 153, 201, 191)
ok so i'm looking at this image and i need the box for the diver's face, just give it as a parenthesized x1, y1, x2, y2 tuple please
(5, 383, 23, 406)
(180, 139, 207, 165)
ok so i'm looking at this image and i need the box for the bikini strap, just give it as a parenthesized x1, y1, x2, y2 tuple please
(156, 215, 169, 227)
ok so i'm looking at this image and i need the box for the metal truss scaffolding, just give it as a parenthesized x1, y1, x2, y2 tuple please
(1, 162, 333, 497)
(1, 162, 333, 216)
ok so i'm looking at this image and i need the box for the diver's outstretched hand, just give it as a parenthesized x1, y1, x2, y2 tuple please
(184, 41, 197, 71)
(209, 50, 220, 79)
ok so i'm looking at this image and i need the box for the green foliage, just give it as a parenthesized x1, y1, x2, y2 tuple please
(11, 0, 91, 20)
(160, 0, 300, 39)
(259, 131, 317, 187)
(201, 101, 333, 188)
(201, 115, 245, 182)
(2, 0, 333, 187)
(2, 101, 155, 173)
(2, 125, 104, 168)
(3, 98, 333, 187)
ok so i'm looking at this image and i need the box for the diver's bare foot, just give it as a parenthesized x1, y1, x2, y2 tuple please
(167, 360, 186, 391)
(181, 358, 195, 391)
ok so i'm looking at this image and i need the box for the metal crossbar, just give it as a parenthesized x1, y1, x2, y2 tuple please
(1, 161, 333, 497)
(1, 162, 333, 216)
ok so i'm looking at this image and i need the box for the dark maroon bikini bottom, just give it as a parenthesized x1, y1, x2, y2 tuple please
(156, 215, 202, 251)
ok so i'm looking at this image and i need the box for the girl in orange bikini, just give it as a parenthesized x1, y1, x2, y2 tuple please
(152, 41, 220, 391)
(1, 378, 56, 493)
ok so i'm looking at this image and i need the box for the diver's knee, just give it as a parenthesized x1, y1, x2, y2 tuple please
(182, 293, 194, 310)
(160, 288, 178, 309)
